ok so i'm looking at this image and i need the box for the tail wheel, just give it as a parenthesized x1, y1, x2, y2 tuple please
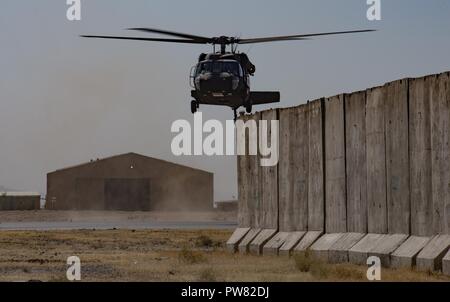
(191, 100, 198, 114)
(245, 101, 252, 114)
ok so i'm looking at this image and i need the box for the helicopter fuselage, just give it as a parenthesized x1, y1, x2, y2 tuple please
(190, 52, 280, 118)
(191, 56, 251, 110)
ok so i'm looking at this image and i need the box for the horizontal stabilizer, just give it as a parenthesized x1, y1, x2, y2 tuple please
(250, 91, 280, 105)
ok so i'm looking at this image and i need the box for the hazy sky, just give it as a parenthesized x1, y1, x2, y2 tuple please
(1, 0, 450, 200)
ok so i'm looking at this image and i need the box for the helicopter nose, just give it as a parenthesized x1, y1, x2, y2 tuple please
(200, 75, 233, 92)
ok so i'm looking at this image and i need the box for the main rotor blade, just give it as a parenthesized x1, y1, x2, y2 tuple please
(238, 29, 375, 44)
(128, 27, 212, 42)
(80, 35, 206, 44)
(238, 37, 310, 44)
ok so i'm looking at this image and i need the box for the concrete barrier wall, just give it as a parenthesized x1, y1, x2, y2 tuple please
(366, 86, 388, 233)
(430, 73, 450, 235)
(307, 99, 325, 231)
(385, 80, 410, 234)
(260, 110, 279, 229)
(237, 114, 260, 227)
(278, 105, 309, 231)
(345, 91, 367, 233)
(409, 76, 432, 236)
(325, 95, 347, 233)
(238, 71, 450, 236)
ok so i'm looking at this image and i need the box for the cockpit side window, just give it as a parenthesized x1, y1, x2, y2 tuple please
(196, 62, 209, 75)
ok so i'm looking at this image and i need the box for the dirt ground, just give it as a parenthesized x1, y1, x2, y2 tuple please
(0, 229, 448, 282)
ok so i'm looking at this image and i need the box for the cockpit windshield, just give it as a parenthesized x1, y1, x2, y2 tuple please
(197, 61, 242, 76)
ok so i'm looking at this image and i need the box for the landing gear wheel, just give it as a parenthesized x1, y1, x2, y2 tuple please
(245, 102, 252, 114)
(191, 100, 198, 114)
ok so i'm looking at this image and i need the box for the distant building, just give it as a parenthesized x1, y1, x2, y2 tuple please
(46, 153, 213, 211)
(0, 192, 41, 210)
(214, 200, 238, 212)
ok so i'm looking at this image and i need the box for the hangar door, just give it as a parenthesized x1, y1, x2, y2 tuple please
(75, 178, 105, 210)
(104, 178, 151, 211)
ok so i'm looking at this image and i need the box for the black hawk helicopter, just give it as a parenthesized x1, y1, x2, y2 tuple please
(81, 28, 375, 120)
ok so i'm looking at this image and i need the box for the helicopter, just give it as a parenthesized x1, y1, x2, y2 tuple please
(81, 28, 375, 120)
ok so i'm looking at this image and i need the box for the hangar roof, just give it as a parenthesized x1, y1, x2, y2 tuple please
(49, 152, 212, 175)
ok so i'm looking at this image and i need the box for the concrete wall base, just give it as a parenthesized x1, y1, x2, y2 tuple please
(349, 234, 386, 265)
(226, 228, 251, 253)
(416, 235, 450, 272)
(390, 236, 431, 269)
(249, 229, 277, 255)
(328, 233, 365, 264)
(309, 233, 345, 261)
(368, 234, 409, 267)
(443, 250, 450, 276)
(292, 231, 323, 254)
(278, 231, 306, 256)
(263, 232, 290, 255)
(238, 228, 261, 254)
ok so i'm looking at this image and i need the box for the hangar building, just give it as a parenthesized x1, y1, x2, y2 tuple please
(0, 192, 41, 210)
(46, 153, 213, 211)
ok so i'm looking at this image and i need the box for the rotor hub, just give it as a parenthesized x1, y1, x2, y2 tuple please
(211, 36, 237, 45)
(210, 36, 237, 53)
